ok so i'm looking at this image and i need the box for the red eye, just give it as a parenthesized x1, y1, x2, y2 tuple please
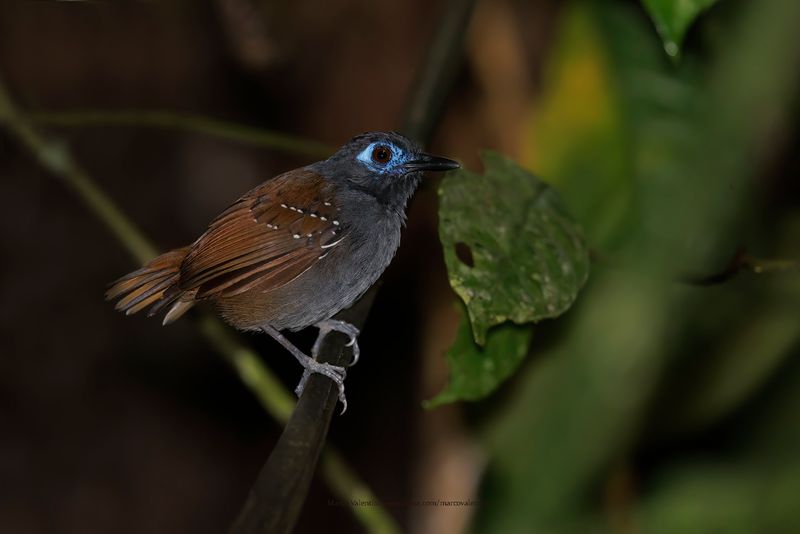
(371, 145, 392, 164)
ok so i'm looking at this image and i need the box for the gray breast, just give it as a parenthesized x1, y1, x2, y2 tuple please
(265, 201, 403, 331)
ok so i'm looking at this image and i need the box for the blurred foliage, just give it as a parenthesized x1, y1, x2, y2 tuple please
(641, 0, 719, 57)
(526, 5, 631, 250)
(459, 0, 800, 531)
(433, 152, 588, 405)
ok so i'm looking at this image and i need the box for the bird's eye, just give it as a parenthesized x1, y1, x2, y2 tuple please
(371, 145, 393, 165)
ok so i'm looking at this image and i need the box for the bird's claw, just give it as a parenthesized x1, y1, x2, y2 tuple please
(295, 358, 348, 414)
(312, 319, 361, 366)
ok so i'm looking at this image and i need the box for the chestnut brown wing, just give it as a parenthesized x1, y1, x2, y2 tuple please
(179, 169, 344, 298)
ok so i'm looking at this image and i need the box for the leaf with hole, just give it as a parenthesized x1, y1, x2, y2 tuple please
(438, 150, 589, 346)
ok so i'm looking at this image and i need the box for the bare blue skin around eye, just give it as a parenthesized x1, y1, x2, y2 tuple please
(356, 142, 411, 174)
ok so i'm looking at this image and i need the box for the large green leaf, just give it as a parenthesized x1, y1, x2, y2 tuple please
(438, 151, 589, 346)
(641, 0, 719, 57)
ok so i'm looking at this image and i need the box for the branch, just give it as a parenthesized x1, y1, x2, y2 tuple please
(401, 0, 477, 143)
(0, 75, 396, 534)
(227, 0, 478, 532)
(29, 109, 333, 158)
(227, 292, 381, 534)
(746, 256, 800, 274)
(683, 247, 800, 285)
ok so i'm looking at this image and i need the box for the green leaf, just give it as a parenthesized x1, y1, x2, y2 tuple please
(641, 0, 719, 57)
(438, 151, 590, 346)
(424, 308, 532, 409)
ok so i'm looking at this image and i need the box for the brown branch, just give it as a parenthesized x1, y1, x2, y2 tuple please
(683, 246, 800, 286)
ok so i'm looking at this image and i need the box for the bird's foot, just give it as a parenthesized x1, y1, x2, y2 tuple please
(294, 355, 348, 414)
(312, 319, 360, 366)
(260, 324, 348, 414)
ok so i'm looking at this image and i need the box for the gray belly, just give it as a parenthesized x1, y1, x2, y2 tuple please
(216, 221, 401, 331)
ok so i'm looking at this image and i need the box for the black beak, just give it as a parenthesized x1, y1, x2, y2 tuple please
(403, 153, 461, 173)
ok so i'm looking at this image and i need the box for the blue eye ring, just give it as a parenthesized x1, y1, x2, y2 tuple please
(356, 141, 410, 173)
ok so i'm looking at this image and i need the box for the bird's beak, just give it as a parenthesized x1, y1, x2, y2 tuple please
(403, 153, 461, 173)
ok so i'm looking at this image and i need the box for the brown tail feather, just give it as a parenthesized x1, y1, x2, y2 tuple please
(106, 247, 194, 323)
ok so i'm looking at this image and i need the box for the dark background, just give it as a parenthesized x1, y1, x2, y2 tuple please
(1, 0, 799, 533)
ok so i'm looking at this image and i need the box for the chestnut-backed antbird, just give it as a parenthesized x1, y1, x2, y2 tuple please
(107, 132, 460, 412)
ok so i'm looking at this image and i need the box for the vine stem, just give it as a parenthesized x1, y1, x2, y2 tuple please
(28, 109, 333, 159)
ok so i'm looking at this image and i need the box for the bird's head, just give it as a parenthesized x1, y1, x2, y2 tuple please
(312, 131, 460, 211)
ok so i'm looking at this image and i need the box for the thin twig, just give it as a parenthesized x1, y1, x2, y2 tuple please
(227, 0, 478, 532)
(0, 75, 397, 534)
(743, 255, 800, 274)
(682, 247, 800, 285)
(29, 109, 333, 158)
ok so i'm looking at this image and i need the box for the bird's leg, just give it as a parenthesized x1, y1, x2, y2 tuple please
(296, 320, 360, 405)
(312, 319, 360, 366)
(261, 324, 347, 413)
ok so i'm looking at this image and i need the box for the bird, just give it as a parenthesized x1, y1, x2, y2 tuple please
(106, 131, 460, 413)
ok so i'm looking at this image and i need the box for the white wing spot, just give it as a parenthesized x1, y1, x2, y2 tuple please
(321, 236, 345, 249)
(293, 234, 300, 239)
(333, 220, 340, 226)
